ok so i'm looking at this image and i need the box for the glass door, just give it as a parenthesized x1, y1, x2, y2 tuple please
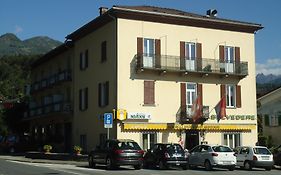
(224, 46, 234, 73)
(143, 38, 155, 68)
(185, 42, 196, 71)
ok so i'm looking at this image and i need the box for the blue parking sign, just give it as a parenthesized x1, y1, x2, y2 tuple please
(104, 113, 113, 128)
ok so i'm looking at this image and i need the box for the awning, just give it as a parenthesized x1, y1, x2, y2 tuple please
(123, 123, 256, 132)
(123, 123, 168, 130)
(174, 124, 256, 131)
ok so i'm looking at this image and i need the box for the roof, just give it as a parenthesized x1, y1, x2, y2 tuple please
(66, 5, 263, 41)
(31, 41, 73, 68)
(257, 85, 281, 101)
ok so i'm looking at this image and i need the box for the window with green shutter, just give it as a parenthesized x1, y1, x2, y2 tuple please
(264, 114, 269, 126)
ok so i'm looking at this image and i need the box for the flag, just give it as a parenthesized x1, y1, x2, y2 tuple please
(215, 96, 226, 123)
(192, 95, 203, 122)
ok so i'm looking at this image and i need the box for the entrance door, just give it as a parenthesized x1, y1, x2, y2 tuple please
(64, 123, 72, 152)
(185, 131, 199, 150)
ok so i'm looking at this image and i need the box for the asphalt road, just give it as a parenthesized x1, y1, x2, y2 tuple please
(0, 159, 280, 175)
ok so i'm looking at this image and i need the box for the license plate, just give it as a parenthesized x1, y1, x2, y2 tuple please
(222, 161, 231, 164)
(176, 163, 180, 166)
(261, 156, 269, 160)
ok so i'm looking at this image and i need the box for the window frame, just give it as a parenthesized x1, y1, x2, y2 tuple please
(186, 83, 197, 107)
(226, 84, 236, 108)
(222, 133, 241, 149)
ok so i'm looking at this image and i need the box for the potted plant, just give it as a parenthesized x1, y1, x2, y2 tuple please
(73, 145, 82, 155)
(43, 144, 52, 153)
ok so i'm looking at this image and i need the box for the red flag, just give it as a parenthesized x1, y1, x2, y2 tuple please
(192, 95, 203, 122)
(215, 96, 226, 123)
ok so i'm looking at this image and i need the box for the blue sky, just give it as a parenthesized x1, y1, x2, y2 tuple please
(1, 0, 280, 75)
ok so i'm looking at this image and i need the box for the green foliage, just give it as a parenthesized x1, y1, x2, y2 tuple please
(0, 54, 38, 135)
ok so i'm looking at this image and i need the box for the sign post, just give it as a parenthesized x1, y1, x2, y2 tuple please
(104, 113, 113, 139)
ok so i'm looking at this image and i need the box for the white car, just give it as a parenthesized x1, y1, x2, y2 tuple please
(234, 146, 274, 171)
(188, 144, 236, 171)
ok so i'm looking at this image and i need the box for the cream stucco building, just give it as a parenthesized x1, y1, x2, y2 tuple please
(257, 87, 281, 146)
(27, 6, 262, 152)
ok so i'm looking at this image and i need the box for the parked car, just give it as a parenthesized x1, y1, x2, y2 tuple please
(143, 143, 188, 170)
(234, 146, 274, 171)
(88, 139, 144, 170)
(0, 134, 33, 153)
(188, 144, 236, 171)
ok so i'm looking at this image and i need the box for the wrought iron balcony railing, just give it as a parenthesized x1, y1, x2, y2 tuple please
(176, 105, 209, 124)
(135, 54, 248, 77)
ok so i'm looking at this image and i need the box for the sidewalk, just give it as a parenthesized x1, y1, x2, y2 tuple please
(0, 154, 88, 167)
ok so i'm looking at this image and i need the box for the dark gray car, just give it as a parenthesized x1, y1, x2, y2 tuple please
(88, 139, 144, 170)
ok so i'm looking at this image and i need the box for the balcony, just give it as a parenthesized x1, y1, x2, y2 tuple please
(176, 105, 209, 124)
(30, 70, 72, 94)
(28, 101, 72, 118)
(135, 54, 248, 78)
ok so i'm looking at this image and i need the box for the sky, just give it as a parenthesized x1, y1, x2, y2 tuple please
(1, 0, 281, 75)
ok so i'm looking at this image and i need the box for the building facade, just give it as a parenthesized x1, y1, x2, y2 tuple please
(27, 6, 262, 152)
(257, 87, 281, 146)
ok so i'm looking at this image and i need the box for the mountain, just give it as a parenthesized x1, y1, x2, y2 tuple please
(256, 73, 281, 97)
(0, 33, 62, 57)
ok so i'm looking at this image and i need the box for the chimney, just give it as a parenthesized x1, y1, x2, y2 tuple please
(99, 7, 108, 16)
(206, 9, 217, 17)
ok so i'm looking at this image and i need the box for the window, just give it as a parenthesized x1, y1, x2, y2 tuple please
(79, 88, 88, 111)
(269, 115, 279, 126)
(98, 81, 109, 107)
(80, 50, 88, 70)
(143, 38, 155, 67)
(80, 134, 87, 152)
(144, 81, 155, 105)
(101, 41, 107, 62)
(142, 133, 157, 150)
(223, 133, 241, 149)
(185, 42, 196, 71)
(186, 83, 197, 106)
(226, 85, 236, 107)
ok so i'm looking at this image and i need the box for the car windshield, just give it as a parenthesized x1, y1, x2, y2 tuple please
(253, 148, 271, 155)
(165, 144, 183, 153)
(117, 141, 141, 150)
(212, 146, 233, 152)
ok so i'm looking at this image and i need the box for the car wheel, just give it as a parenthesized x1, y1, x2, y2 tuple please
(159, 160, 166, 170)
(106, 158, 113, 170)
(228, 165, 235, 171)
(134, 164, 142, 170)
(204, 160, 213, 171)
(244, 161, 252, 170)
(265, 167, 272, 171)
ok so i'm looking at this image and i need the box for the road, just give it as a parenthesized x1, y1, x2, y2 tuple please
(0, 159, 280, 175)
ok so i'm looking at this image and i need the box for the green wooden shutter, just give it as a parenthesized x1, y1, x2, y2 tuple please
(278, 115, 281, 126)
(264, 114, 269, 126)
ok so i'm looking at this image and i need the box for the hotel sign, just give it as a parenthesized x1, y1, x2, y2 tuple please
(127, 112, 151, 120)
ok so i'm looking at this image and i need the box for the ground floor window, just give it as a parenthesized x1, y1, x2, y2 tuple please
(142, 133, 157, 150)
(223, 133, 241, 148)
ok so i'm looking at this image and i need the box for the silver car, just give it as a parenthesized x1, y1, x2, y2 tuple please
(188, 144, 236, 171)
